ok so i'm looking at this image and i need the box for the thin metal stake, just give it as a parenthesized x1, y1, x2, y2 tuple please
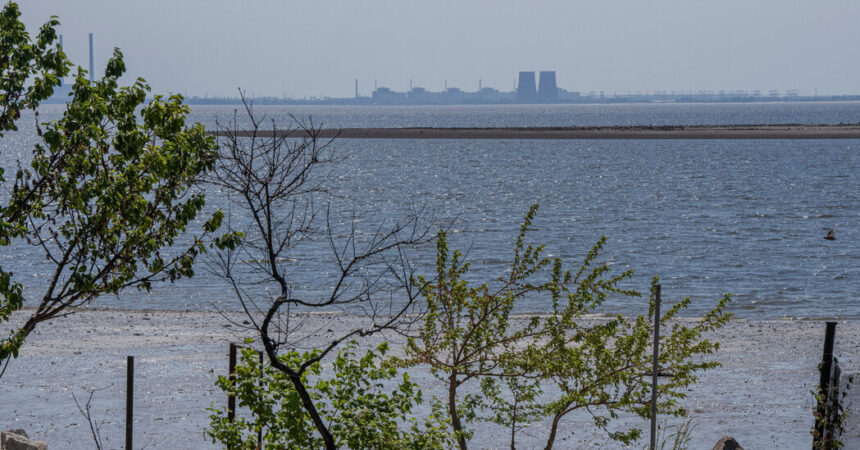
(649, 284, 661, 450)
(814, 321, 837, 444)
(226, 343, 264, 447)
(126, 355, 134, 450)
(228, 343, 237, 423)
(258, 350, 264, 446)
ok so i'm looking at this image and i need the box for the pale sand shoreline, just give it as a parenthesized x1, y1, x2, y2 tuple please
(1, 309, 857, 449)
(211, 124, 860, 140)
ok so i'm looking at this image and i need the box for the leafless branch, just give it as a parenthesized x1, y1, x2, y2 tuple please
(72, 383, 114, 450)
(206, 90, 436, 448)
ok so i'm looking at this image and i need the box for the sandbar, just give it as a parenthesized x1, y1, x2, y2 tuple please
(211, 124, 860, 140)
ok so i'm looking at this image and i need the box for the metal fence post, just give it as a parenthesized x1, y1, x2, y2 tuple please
(226, 343, 264, 447)
(258, 349, 264, 446)
(228, 343, 237, 423)
(126, 355, 134, 450)
(649, 284, 661, 450)
(814, 321, 837, 445)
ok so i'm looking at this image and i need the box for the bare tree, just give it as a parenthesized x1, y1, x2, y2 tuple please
(207, 94, 433, 449)
(72, 384, 112, 450)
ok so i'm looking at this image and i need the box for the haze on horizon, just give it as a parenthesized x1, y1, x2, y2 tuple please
(16, 1, 860, 98)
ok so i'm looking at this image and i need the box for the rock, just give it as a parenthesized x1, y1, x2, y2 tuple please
(1, 429, 48, 450)
(713, 435, 743, 450)
(1, 430, 27, 439)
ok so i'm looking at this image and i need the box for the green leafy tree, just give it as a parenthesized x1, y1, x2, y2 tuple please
(534, 278, 730, 449)
(406, 205, 731, 449)
(479, 374, 543, 450)
(404, 204, 569, 449)
(207, 340, 454, 449)
(0, 2, 221, 373)
(0, 2, 70, 133)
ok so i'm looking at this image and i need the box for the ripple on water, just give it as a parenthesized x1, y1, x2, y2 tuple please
(2, 105, 859, 319)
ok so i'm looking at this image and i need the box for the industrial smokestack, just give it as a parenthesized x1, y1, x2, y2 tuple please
(88, 33, 94, 83)
(59, 35, 64, 86)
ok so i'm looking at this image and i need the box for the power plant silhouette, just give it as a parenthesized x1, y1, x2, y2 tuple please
(367, 71, 562, 105)
(516, 71, 558, 103)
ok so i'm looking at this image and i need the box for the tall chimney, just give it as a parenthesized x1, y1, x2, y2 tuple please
(59, 35, 64, 86)
(88, 33, 94, 83)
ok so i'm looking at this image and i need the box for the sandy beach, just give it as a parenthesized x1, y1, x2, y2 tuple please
(212, 124, 860, 140)
(1, 309, 857, 449)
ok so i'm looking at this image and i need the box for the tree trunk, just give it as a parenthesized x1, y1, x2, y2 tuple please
(260, 302, 335, 448)
(510, 397, 518, 450)
(0, 312, 47, 378)
(288, 371, 336, 449)
(544, 413, 564, 450)
(262, 335, 336, 449)
(448, 372, 468, 450)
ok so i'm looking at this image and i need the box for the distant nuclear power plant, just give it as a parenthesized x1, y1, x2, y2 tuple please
(517, 71, 558, 103)
(182, 68, 837, 106)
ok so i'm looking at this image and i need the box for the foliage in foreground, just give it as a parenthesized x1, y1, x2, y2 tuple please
(209, 205, 730, 449)
(207, 340, 453, 450)
(403, 205, 731, 449)
(207, 96, 431, 449)
(0, 2, 221, 371)
(811, 373, 854, 449)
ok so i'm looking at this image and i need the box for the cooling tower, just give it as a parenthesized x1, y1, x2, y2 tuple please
(517, 71, 537, 102)
(538, 71, 558, 102)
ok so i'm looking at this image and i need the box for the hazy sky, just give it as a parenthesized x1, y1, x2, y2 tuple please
(17, 1, 860, 98)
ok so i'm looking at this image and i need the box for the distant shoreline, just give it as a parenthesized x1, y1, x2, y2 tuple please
(211, 123, 860, 140)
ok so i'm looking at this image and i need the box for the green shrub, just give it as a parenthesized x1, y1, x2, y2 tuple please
(207, 340, 454, 449)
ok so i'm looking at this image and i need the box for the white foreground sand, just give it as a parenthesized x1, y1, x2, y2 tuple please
(0, 309, 857, 449)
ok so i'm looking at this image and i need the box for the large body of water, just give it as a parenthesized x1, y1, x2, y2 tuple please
(2, 102, 858, 319)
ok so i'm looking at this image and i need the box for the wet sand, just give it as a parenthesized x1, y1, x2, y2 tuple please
(212, 124, 860, 140)
(1, 309, 857, 449)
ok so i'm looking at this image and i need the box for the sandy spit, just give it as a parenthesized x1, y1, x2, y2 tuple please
(0, 309, 857, 449)
(211, 124, 860, 140)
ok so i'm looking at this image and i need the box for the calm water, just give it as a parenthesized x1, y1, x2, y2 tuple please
(1, 102, 859, 318)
